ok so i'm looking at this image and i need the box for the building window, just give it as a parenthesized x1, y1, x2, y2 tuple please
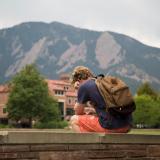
(68, 99, 71, 104)
(64, 86, 69, 91)
(60, 91, 64, 95)
(55, 90, 64, 95)
(66, 108, 74, 115)
(3, 108, 7, 114)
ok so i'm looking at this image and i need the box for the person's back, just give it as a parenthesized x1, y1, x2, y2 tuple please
(79, 79, 132, 129)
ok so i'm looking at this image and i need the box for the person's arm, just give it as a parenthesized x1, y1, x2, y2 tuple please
(74, 102, 87, 115)
(75, 81, 89, 115)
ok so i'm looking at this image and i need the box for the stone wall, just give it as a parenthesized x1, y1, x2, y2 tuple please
(0, 130, 160, 160)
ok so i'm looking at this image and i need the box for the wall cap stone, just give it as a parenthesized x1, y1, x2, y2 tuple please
(0, 130, 160, 144)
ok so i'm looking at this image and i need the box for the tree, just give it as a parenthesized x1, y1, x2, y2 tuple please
(133, 95, 160, 128)
(134, 82, 160, 128)
(137, 82, 158, 99)
(7, 64, 60, 128)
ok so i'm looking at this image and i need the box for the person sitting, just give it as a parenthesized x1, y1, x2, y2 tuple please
(69, 66, 132, 133)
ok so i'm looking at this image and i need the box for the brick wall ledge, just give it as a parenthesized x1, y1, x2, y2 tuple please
(0, 130, 160, 144)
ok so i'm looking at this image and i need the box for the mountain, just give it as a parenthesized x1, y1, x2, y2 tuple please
(0, 21, 160, 93)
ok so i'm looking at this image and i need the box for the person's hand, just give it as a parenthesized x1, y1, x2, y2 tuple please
(84, 101, 96, 115)
(74, 102, 85, 115)
(84, 107, 96, 115)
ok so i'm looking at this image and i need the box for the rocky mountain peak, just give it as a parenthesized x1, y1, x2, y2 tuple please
(0, 22, 160, 93)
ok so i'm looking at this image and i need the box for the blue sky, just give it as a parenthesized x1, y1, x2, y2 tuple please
(0, 0, 160, 48)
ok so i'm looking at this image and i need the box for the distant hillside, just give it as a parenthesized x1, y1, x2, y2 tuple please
(0, 21, 160, 93)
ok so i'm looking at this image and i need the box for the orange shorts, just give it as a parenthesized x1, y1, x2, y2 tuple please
(77, 115, 130, 133)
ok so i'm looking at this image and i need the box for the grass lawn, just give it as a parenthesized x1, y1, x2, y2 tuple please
(129, 129, 160, 135)
(0, 127, 160, 135)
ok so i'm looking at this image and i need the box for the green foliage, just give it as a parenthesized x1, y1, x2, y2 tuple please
(6, 64, 61, 127)
(137, 82, 158, 99)
(34, 120, 68, 129)
(39, 96, 60, 123)
(0, 124, 10, 128)
(134, 82, 160, 128)
(133, 95, 160, 128)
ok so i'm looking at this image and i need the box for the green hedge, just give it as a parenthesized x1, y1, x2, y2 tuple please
(34, 120, 68, 129)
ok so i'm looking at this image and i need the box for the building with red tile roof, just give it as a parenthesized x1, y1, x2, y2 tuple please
(46, 78, 77, 118)
(0, 75, 77, 122)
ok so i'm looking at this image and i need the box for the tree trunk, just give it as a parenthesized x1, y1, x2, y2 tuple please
(29, 117, 32, 128)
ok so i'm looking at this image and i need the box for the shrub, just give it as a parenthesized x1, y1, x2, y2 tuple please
(34, 120, 68, 129)
(133, 95, 160, 128)
(0, 124, 10, 128)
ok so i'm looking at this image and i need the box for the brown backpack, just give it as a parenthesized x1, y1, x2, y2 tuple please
(95, 74, 136, 115)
